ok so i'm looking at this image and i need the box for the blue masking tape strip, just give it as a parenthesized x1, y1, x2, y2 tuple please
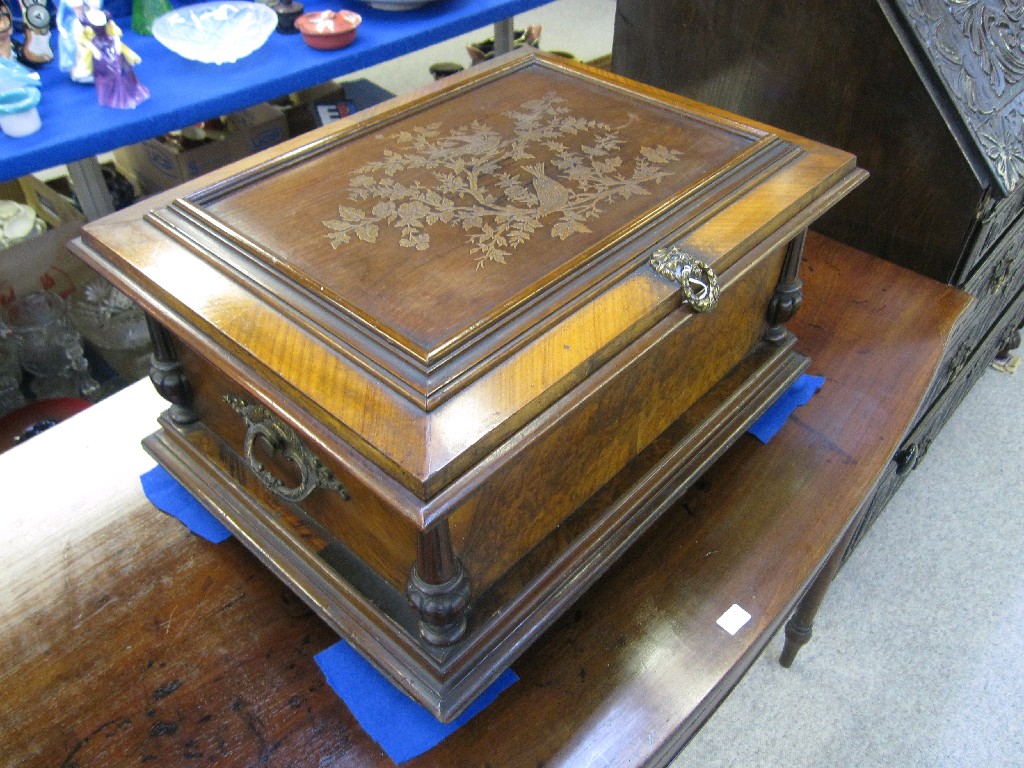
(315, 640, 518, 764)
(747, 374, 826, 443)
(140, 465, 232, 543)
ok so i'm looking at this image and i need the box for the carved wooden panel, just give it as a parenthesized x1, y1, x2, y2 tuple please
(895, 0, 1024, 193)
(195, 67, 767, 395)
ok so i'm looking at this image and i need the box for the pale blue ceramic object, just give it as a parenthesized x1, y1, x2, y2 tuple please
(0, 60, 42, 138)
(0, 58, 42, 91)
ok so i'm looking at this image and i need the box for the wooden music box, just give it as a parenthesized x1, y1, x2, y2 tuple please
(73, 50, 864, 721)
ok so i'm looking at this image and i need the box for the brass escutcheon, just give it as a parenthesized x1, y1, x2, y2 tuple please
(649, 246, 720, 313)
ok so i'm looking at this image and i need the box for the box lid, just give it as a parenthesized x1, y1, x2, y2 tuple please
(889, 0, 1024, 195)
(78, 50, 860, 505)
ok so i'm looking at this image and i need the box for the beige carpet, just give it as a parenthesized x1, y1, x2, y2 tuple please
(669, 361, 1024, 767)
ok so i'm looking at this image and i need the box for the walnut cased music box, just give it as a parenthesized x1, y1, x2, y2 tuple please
(73, 49, 865, 721)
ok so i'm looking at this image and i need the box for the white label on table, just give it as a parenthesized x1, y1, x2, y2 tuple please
(716, 604, 752, 635)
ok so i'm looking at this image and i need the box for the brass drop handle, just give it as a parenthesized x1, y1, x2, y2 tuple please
(649, 246, 720, 313)
(224, 394, 351, 504)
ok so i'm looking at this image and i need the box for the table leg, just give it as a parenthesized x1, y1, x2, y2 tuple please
(66, 157, 116, 221)
(779, 516, 861, 667)
(493, 17, 515, 55)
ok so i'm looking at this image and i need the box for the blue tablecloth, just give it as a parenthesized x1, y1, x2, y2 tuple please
(1, 0, 548, 181)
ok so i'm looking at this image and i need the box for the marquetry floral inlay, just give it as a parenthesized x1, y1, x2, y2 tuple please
(322, 93, 684, 266)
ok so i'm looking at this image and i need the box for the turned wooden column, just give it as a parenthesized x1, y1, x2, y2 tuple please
(146, 315, 198, 425)
(765, 230, 806, 344)
(779, 513, 860, 667)
(406, 522, 471, 647)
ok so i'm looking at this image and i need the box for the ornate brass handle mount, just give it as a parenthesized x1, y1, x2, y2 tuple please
(649, 246, 720, 313)
(224, 394, 351, 504)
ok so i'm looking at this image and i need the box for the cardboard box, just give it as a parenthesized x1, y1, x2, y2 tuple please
(310, 79, 395, 128)
(0, 176, 90, 310)
(2, 175, 150, 391)
(17, 173, 87, 228)
(114, 103, 289, 196)
(231, 102, 289, 155)
(279, 79, 395, 137)
(114, 131, 240, 198)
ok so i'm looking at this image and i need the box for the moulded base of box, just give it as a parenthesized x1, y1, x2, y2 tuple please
(141, 338, 807, 722)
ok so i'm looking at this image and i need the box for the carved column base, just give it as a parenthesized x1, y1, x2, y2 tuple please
(149, 356, 198, 425)
(407, 560, 471, 647)
(146, 315, 198, 425)
(765, 230, 806, 344)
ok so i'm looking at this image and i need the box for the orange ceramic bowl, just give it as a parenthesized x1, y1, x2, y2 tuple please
(295, 10, 362, 50)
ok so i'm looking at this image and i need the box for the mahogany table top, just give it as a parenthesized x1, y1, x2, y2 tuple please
(0, 232, 969, 767)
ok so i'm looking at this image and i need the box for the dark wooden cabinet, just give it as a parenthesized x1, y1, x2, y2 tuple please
(613, 0, 1024, 549)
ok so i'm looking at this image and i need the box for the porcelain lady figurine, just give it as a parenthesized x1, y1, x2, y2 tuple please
(57, 0, 84, 72)
(75, 0, 149, 108)
(69, 0, 94, 82)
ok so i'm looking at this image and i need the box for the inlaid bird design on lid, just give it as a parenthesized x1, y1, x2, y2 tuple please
(323, 93, 684, 266)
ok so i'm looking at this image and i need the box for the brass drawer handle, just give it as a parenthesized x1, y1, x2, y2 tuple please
(649, 246, 720, 312)
(224, 395, 351, 504)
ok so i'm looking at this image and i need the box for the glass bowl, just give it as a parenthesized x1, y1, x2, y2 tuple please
(153, 1, 278, 64)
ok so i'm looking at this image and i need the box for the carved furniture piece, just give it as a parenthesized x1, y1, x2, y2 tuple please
(72, 49, 863, 721)
(612, 0, 1024, 555)
(1, 234, 970, 766)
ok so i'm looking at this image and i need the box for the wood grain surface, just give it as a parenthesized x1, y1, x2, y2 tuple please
(0, 232, 968, 766)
